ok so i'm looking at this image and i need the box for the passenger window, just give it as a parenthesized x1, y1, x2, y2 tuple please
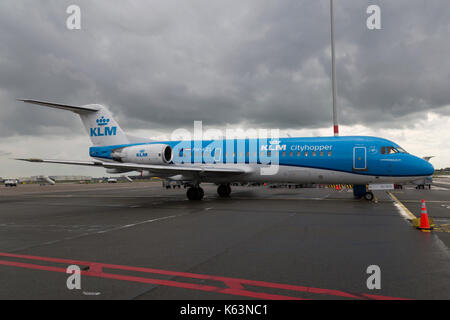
(304, 151, 308, 156)
(312, 151, 316, 156)
(282, 151, 286, 157)
(320, 151, 324, 156)
(297, 151, 301, 157)
(328, 151, 332, 156)
(289, 151, 293, 157)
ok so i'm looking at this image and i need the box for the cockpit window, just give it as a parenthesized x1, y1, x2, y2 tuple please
(386, 147, 399, 154)
(381, 146, 407, 155)
(396, 146, 407, 153)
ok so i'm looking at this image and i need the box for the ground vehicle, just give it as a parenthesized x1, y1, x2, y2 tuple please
(4, 180, 18, 187)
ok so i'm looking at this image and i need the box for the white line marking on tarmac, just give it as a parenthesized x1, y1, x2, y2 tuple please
(430, 186, 450, 191)
(393, 202, 413, 221)
(6, 214, 187, 253)
(95, 215, 182, 234)
(387, 192, 417, 222)
(433, 180, 450, 186)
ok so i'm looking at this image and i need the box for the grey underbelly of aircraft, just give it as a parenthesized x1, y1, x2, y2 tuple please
(167, 164, 425, 185)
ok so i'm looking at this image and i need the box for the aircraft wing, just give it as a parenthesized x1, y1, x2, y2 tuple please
(16, 158, 250, 177)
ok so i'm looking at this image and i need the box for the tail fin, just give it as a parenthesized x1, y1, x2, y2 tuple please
(17, 99, 129, 146)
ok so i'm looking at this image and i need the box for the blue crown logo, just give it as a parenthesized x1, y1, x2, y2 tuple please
(96, 116, 110, 126)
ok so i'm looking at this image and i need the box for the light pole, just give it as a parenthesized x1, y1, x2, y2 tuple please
(330, 0, 339, 136)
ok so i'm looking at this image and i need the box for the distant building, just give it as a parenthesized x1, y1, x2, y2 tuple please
(18, 175, 93, 183)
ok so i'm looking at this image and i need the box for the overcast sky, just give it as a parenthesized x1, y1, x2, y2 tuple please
(1, 0, 449, 178)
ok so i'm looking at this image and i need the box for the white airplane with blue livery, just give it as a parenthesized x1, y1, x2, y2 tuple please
(17, 99, 434, 201)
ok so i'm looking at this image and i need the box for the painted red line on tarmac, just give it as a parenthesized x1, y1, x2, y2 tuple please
(0, 259, 66, 273)
(0, 252, 408, 300)
(0, 252, 350, 298)
(223, 280, 245, 290)
(360, 293, 411, 300)
(0, 259, 303, 300)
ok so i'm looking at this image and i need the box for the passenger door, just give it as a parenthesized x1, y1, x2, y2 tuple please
(353, 147, 367, 171)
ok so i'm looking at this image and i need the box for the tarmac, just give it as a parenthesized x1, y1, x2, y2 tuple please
(0, 180, 449, 300)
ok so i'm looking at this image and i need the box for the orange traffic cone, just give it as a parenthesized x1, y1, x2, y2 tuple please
(418, 199, 432, 231)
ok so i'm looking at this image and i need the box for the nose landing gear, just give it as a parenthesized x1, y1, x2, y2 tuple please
(353, 184, 374, 201)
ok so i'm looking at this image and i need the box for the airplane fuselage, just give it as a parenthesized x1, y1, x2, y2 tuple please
(17, 100, 435, 200)
(89, 136, 434, 185)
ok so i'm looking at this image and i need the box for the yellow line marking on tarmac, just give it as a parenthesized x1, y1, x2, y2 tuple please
(391, 199, 450, 203)
(373, 194, 379, 203)
(388, 192, 450, 233)
(434, 224, 450, 233)
(387, 192, 417, 221)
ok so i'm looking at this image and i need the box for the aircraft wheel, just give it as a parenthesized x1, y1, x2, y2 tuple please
(198, 187, 204, 200)
(187, 187, 204, 201)
(364, 191, 374, 201)
(217, 184, 231, 197)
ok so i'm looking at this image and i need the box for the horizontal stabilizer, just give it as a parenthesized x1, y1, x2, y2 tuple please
(17, 99, 99, 114)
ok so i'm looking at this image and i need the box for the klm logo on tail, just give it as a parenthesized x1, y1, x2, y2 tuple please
(90, 116, 117, 137)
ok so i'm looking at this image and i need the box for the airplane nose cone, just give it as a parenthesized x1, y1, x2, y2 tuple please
(423, 159, 434, 176)
(410, 156, 434, 176)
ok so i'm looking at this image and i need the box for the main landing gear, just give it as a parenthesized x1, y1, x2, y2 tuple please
(353, 184, 374, 201)
(186, 186, 204, 201)
(217, 184, 231, 198)
(186, 184, 232, 200)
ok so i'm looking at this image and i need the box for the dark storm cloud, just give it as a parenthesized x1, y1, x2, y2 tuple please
(1, 0, 449, 138)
